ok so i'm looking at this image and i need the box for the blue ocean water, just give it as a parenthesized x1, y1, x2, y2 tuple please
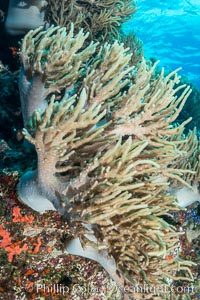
(123, 0, 200, 89)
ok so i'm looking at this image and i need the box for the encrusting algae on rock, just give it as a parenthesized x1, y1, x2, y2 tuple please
(1, 173, 123, 300)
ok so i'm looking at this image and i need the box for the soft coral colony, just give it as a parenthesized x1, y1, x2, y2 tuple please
(3, 1, 200, 300)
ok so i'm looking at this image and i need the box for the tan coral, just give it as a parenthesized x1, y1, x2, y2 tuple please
(170, 128, 200, 185)
(120, 30, 144, 66)
(46, 0, 136, 42)
(19, 24, 97, 125)
(17, 25, 198, 300)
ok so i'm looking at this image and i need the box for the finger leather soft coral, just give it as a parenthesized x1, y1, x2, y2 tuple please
(17, 24, 200, 299)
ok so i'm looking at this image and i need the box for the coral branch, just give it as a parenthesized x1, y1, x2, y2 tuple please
(17, 25, 199, 297)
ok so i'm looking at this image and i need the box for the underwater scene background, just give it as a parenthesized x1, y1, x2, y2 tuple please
(0, 1, 200, 299)
(123, 0, 200, 89)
